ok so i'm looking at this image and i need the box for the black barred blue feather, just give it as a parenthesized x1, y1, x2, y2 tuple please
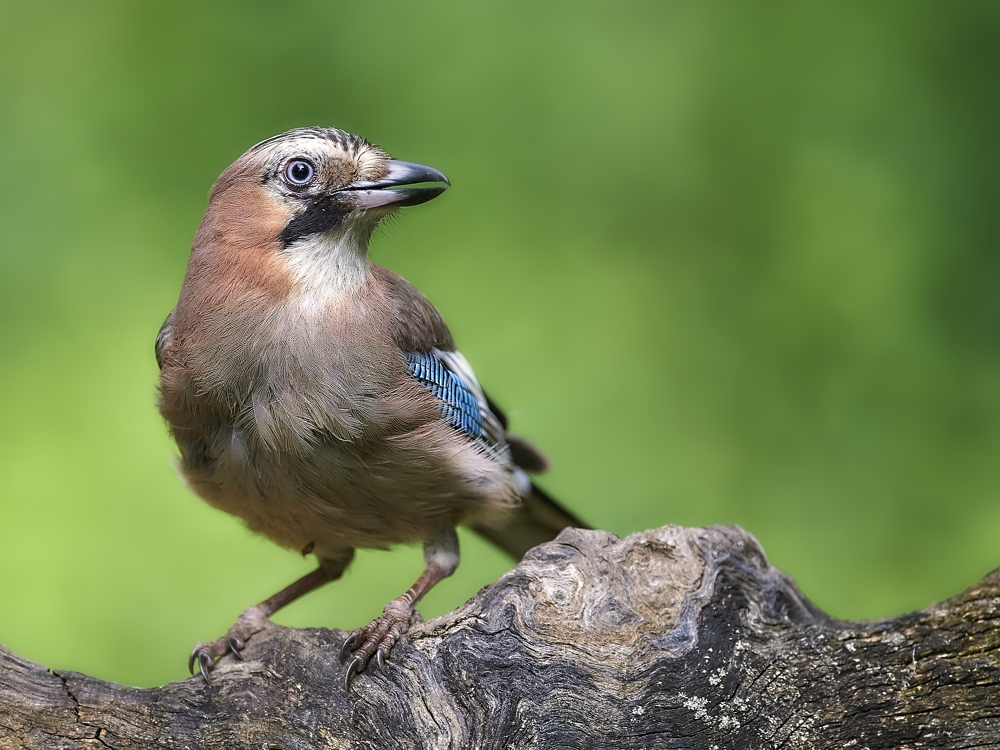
(407, 351, 485, 440)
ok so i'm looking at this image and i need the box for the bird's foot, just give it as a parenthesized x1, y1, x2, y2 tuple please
(188, 604, 271, 680)
(339, 597, 414, 689)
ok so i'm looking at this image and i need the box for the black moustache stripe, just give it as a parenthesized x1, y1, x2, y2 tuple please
(279, 195, 350, 248)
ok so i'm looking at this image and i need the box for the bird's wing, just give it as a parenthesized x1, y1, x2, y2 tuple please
(406, 347, 506, 455)
(376, 264, 548, 470)
(406, 348, 589, 560)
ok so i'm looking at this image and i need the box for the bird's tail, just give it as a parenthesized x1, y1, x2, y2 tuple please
(470, 482, 589, 561)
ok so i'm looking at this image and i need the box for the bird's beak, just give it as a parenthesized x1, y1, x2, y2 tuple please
(340, 161, 450, 209)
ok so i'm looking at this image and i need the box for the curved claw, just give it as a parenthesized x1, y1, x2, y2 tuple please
(197, 650, 213, 682)
(227, 636, 245, 660)
(343, 654, 364, 691)
(375, 648, 388, 675)
(340, 631, 362, 663)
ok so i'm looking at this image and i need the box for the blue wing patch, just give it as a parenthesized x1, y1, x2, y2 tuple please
(406, 351, 485, 440)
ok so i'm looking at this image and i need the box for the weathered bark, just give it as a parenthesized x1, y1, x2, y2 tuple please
(2, 525, 999, 749)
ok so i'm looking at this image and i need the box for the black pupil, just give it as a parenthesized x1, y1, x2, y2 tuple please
(289, 161, 312, 183)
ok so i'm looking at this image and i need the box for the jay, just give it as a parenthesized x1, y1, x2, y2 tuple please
(155, 127, 583, 687)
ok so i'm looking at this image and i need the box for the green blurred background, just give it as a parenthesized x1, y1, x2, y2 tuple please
(1, 0, 999, 688)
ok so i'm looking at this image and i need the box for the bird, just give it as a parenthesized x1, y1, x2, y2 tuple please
(155, 126, 585, 688)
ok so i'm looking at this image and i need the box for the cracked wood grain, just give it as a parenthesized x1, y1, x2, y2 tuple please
(1, 525, 999, 749)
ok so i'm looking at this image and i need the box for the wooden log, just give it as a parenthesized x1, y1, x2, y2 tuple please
(2, 525, 998, 749)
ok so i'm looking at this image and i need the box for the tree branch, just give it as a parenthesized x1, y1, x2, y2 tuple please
(2, 525, 998, 748)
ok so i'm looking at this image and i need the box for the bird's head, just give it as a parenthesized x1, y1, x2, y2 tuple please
(192, 127, 449, 300)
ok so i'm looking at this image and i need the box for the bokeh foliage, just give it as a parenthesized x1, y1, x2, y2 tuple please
(1, 1, 998, 687)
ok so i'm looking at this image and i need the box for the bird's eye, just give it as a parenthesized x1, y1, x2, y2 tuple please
(283, 159, 315, 186)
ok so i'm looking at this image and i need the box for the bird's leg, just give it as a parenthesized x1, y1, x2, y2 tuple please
(189, 550, 354, 680)
(340, 527, 459, 688)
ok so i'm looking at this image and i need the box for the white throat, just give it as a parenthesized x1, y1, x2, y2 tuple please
(280, 215, 375, 305)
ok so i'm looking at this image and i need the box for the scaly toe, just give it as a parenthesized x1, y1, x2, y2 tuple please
(188, 640, 226, 679)
(187, 605, 270, 680)
(340, 603, 414, 689)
